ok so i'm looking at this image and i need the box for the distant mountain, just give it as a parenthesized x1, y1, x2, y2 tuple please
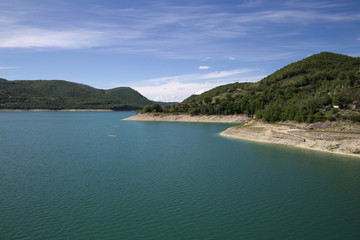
(146, 52, 360, 122)
(0, 78, 153, 110)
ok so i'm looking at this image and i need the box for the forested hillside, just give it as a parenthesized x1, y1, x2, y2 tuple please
(0, 79, 153, 110)
(143, 52, 360, 122)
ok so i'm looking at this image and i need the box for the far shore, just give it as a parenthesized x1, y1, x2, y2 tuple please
(125, 113, 360, 158)
(0, 109, 117, 112)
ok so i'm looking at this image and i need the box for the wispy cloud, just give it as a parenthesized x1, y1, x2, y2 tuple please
(241, 52, 298, 61)
(0, 0, 359, 57)
(143, 69, 257, 84)
(236, 0, 265, 9)
(1, 0, 357, 102)
(199, 69, 255, 79)
(0, 27, 107, 49)
(233, 10, 360, 24)
(0, 66, 19, 70)
(284, 0, 349, 9)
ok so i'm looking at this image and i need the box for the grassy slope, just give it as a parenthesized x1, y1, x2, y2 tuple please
(186, 52, 360, 103)
(181, 52, 360, 122)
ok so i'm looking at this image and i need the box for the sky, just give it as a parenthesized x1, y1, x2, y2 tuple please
(0, 0, 359, 102)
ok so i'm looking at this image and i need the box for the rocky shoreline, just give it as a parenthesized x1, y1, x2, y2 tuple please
(220, 120, 360, 158)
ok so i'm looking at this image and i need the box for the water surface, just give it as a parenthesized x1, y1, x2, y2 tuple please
(1, 112, 360, 239)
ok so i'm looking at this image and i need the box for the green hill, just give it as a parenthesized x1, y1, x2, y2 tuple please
(182, 94, 199, 102)
(0, 79, 153, 110)
(145, 52, 360, 122)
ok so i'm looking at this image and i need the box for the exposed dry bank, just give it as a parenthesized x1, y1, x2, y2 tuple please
(126, 113, 360, 158)
(221, 120, 360, 158)
(124, 113, 250, 123)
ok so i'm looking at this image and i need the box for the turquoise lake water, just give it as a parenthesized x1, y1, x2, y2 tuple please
(1, 111, 360, 239)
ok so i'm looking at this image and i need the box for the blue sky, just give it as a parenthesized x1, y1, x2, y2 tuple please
(0, 0, 359, 102)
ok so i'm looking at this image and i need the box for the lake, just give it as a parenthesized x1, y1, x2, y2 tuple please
(1, 111, 360, 239)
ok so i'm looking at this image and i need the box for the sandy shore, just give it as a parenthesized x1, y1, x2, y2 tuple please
(124, 113, 250, 123)
(0, 109, 114, 112)
(221, 120, 360, 158)
(59, 109, 114, 112)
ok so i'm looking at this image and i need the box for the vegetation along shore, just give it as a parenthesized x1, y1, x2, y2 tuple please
(2, 52, 360, 157)
(131, 52, 360, 158)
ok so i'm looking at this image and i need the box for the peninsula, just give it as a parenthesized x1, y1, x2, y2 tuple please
(126, 113, 360, 158)
(127, 52, 360, 158)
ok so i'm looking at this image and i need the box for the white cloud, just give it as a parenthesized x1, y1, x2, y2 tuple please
(133, 81, 219, 102)
(199, 66, 210, 70)
(131, 68, 265, 102)
(229, 57, 236, 60)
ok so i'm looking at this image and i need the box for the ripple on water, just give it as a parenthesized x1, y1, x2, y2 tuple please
(1, 112, 360, 239)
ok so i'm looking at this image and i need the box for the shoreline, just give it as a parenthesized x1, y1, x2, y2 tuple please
(126, 113, 360, 158)
(5, 110, 357, 158)
(124, 113, 250, 123)
(0, 109, 116, 112)
(220, 120, 360, 158)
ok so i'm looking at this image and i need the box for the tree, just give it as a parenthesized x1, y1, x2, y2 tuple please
(262, 103, 281, 123)
(151, 104, 163, 112)
(332, 92, 347, 108)
(142, 105, 153, 113)
(204, 96, 212, 105)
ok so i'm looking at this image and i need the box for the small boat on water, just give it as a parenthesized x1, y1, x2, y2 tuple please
(107, 134, 118, 138)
